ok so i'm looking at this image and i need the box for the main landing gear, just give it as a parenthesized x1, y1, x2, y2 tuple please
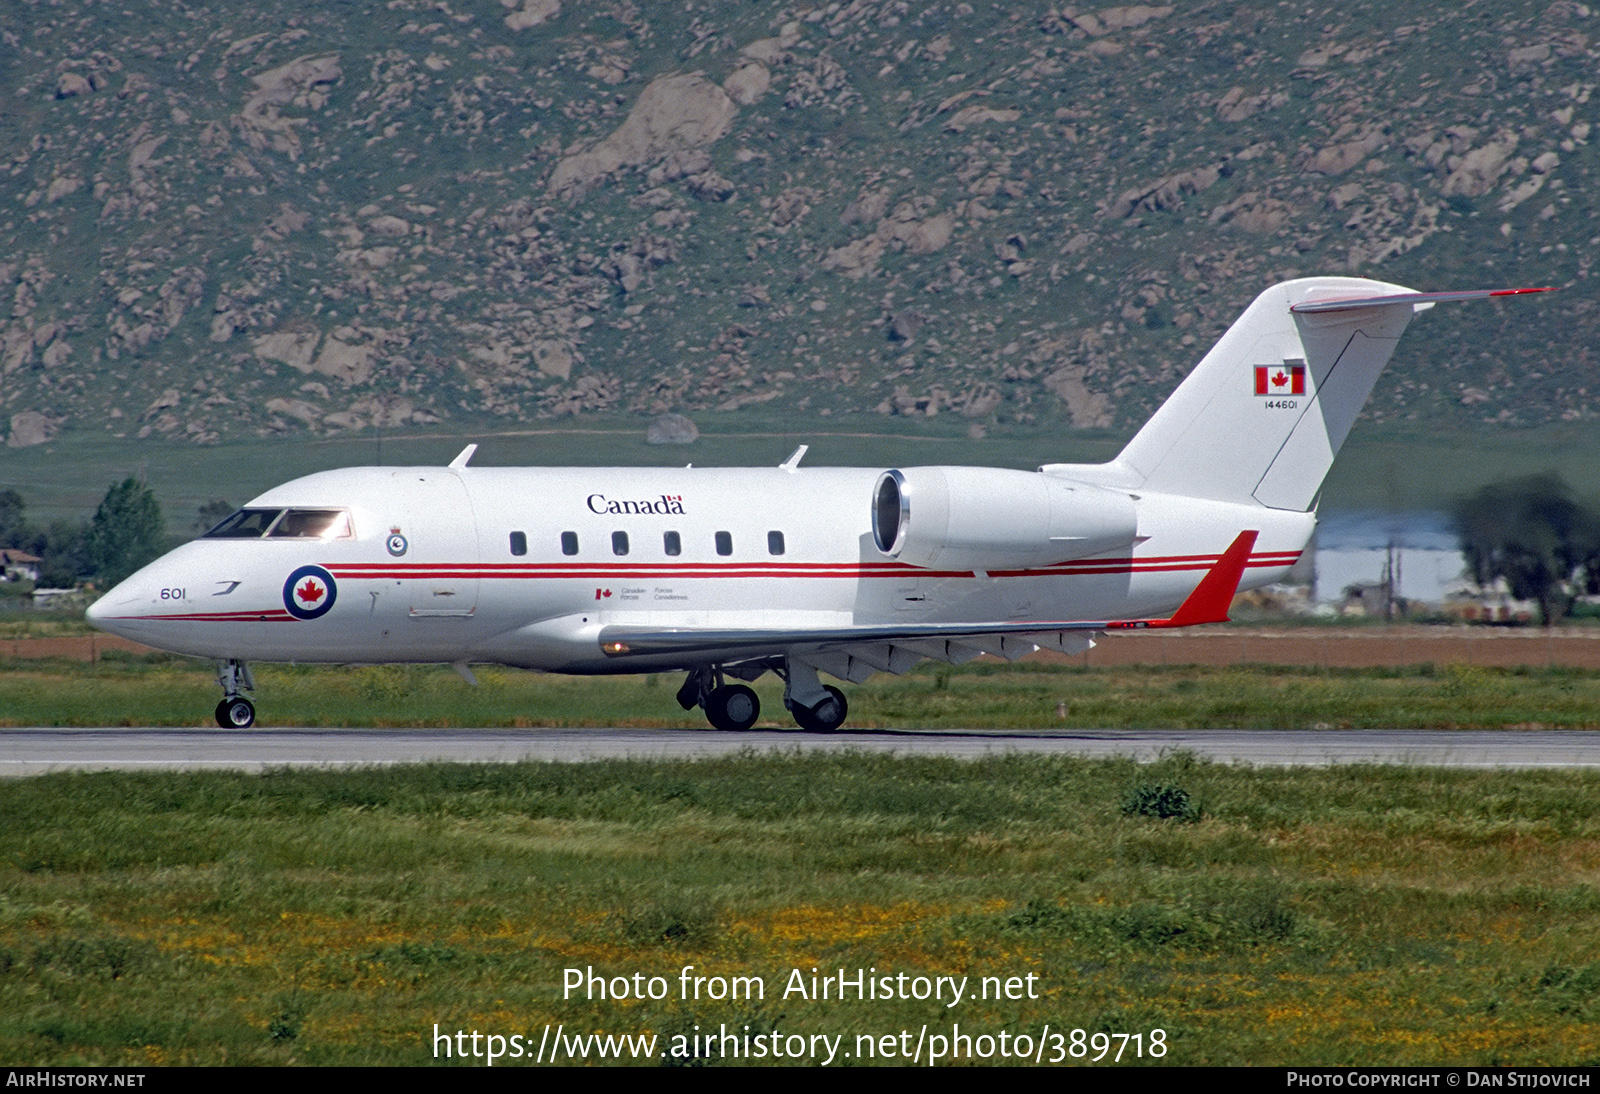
(789, 685, 848, 732)
(677, 666, 760, 731)
(215, 659, 256, 728)
(780, 658, 848, 732)
(677, 659, 849, 732)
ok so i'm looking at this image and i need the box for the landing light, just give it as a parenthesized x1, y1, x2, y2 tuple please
(601, 640, 631, 656)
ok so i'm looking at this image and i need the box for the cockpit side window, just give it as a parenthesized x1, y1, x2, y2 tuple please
(268, 509, 352, 539)
(203, 509, 283, 538)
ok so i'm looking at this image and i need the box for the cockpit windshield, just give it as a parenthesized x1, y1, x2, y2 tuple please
(269, 509, 351, 539)
(204, 509, 281, 538)
(203, 508, 352, 540)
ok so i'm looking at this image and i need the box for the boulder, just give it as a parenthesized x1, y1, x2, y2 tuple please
(1305, 129, 1386, 175)
(367, 214, 410, 237)
(6, 411, 55, 448)
(252, 327, 320, 371)
(1441, 134, 1519, 198)
(533, 340, 573, 379)
(504, 0, 560, 31)
(549, 74, 735, 199)
(942, 104, 1021, 132)
(646, 412, 699, 445)
(311, 338, 375, 385)
(55, 72, 93, 99)
(264, 398, 322, 427)
(1043, 368, 1111, 428)
(723, 62, 770, 106)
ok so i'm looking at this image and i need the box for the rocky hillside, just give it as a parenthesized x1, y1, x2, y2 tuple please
(1, 0, 1594, 450)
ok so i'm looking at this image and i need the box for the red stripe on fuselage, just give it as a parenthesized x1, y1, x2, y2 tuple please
(324, 550, 1302, 582)
(102, 609, 298, 623)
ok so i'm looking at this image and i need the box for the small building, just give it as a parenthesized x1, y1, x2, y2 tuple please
(1312, 512, 1470, 610)
(0, 548, 40, 584)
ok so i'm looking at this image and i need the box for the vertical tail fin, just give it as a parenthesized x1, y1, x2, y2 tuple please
(1112, 276, 1422, 512)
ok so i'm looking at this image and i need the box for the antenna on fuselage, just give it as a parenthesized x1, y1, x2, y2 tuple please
(448, 444, 477, 470)
(780, 444, 809, 472)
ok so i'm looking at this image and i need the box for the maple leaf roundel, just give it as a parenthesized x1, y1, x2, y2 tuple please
(282, 564, 339, 620)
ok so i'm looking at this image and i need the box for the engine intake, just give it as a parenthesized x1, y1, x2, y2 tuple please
(872, 466, 1138, 571)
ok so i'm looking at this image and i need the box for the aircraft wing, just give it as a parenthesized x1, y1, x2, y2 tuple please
(596, 531, 1258, 680)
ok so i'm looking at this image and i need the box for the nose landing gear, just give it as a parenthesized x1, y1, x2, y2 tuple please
(215, 695, 256, 728)
(215, 659, 256, 728)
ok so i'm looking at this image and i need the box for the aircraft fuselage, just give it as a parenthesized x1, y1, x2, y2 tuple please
(89, 463, 1308, 674)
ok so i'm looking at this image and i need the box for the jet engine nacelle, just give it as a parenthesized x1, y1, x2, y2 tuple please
(871, 466, 1139, 571)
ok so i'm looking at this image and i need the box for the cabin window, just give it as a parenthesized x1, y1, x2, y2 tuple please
(767, 531, 785, 556)
(509, 531, 527, 556)
(715, 531, 733, 556)
(663, 531, 681, 556)
(612, 530, 629, 556)
(561, 531, 579, 556)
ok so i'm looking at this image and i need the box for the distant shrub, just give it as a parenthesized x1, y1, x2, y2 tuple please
(1122, 782, 1200, 822)
(1004, 898, 1078, 931)
(1536, 963, 1600, 1017)
(30, 935, 158, 980)
(618, 901, 717, 947)
(269, 1001, 304, 1042)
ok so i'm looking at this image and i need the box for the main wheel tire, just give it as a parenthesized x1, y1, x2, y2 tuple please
(215, 696, 256, 729)
(792, 686, 847, 732)
(704, 684, 760, 732)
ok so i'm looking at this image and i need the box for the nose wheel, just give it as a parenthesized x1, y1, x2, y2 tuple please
(214, 659, 257, 728)
(215, 696, 256, 728)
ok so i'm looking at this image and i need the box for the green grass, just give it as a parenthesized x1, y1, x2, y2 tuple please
(0, 753, 1597, 1065)
(4, 656, 1600, 730)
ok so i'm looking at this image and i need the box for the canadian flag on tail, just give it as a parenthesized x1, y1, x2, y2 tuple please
(1254, 362, 1306, 396)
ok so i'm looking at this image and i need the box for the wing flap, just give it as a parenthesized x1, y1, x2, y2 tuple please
(797, 649, 880, 684)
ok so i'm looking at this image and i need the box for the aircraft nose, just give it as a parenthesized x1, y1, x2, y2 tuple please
(85, 574, 140, 636)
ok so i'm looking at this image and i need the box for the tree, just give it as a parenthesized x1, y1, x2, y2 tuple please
(36, 520, 89, 589)
(1454, 473, 1600, 626)
(85, 478, 166, 588)
(0, 489, 28, 549)
(192, 497, 234, 536)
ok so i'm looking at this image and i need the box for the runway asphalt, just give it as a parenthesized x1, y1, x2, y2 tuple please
(4, 727, 1600, 774)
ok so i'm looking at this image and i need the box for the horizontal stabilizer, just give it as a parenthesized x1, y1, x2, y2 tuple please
(1290, 286, 1554, 314)
(1095, 277, 1556, 512)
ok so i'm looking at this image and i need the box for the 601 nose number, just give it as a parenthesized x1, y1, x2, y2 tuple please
(159, 588, 186, 600)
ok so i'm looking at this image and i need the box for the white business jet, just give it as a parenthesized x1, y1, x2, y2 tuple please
(87, 277, 1548, 730)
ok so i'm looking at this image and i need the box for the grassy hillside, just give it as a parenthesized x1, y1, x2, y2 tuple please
(0, 0, 1594, 464)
